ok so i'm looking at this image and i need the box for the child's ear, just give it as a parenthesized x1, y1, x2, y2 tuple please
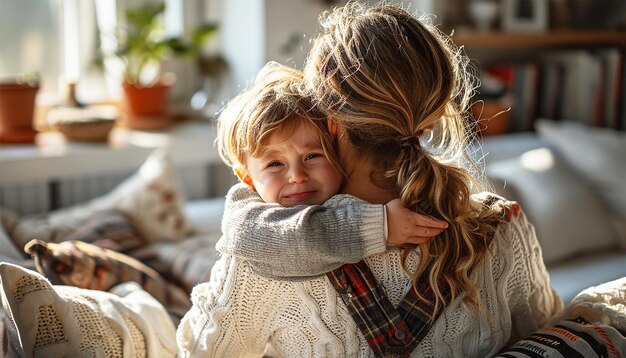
(234, 167, 256, 191)
(327, 116, 340, 137)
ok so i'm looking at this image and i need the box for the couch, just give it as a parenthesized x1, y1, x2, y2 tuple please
(0, 119, 623, 355)
(481, 119, 625, 302)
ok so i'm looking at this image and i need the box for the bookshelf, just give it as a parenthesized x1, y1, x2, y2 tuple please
(454, 30, 625, 49)
(453, 30, 625, 134)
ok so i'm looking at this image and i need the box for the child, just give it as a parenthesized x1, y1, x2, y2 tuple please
(214, 62, 448, 278)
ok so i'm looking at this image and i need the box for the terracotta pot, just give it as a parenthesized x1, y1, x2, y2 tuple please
(0, 81, 39, 143)
(123, 81, 170, 116)
(122, 75, 176, 130)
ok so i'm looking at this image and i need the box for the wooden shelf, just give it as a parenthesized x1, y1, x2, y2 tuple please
(454, 30, 625, 49)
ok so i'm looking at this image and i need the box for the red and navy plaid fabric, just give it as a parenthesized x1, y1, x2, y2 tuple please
(327, 195, 510, 357)
(327, 260, 448, 358)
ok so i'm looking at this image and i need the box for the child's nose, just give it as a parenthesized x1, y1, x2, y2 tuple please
(289, 166, 309, 184)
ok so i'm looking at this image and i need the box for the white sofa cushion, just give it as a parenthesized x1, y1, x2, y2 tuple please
(536, 119, 626, 248)
(184, 197, 226, 235)
(0, 263, 177, 357)
(487, 147, 619, 265)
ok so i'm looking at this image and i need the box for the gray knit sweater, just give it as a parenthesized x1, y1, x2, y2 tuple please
(216, 184, 387, 280)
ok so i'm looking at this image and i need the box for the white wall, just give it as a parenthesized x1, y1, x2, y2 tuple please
(222, 0, 265, 94)
(220, 0, 328, 98)
(219, 0, 437, 99)
(264, 0, 327, 70)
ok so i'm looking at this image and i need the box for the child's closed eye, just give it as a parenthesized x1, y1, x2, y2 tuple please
(266, 161, 283, 168)
(305, 153, 324, 161)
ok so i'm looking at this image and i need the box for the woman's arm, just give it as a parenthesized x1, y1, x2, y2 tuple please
(216, 184, 387, 280)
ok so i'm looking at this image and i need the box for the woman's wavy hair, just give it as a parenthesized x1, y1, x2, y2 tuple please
(216, 62, 343, 180)
(303, 2, 504, 315)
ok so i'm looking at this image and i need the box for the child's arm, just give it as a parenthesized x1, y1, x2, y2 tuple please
(216, 184, 447, 280)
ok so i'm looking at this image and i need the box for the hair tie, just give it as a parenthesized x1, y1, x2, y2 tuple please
(399, 135, 421, 150)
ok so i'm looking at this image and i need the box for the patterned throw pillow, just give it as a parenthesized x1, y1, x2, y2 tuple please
(132, 232, 223, 293)
(63, 209, 147, 252)
(496, 318, 625, 358)
(24, 239, 191, 321)
(3, 149, 189, 252)
(496, 278, 626, 358)
(0, 263, 177, 357)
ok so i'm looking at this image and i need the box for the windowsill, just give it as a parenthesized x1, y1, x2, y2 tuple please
(0, 119, 221, 186)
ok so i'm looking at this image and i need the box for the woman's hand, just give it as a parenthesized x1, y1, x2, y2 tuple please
(385, 199, 448, 246)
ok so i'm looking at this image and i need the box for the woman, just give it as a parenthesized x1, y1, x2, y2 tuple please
(177, 3, 562, 357)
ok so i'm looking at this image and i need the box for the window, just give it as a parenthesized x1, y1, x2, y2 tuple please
(0, 0, 192, 107)
(0, 0, 63, 104)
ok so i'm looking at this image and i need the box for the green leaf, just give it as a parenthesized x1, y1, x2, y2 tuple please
(192, 24, 218, 47)
(165, 38, 190, 55)
(116, 2, 219, 83)
(125, 3, 165, 30)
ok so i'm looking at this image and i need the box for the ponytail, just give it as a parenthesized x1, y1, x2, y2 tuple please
(393, 143, 495, 315)
(383, 104, 501, 315)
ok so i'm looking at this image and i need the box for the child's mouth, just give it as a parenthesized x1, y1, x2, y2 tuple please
(285, 191, 315, 200)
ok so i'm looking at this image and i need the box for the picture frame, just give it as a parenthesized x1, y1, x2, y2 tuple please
(501, 0, 548, 33)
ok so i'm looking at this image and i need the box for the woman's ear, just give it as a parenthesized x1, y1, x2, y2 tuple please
(234, 167, 256, 191)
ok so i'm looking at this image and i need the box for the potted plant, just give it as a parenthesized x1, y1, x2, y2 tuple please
(0, 72, 40, 143)
(116, 2, 217, 128)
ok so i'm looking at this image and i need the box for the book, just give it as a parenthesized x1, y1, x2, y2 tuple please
(537, 61, 562, 121)
(542, 50, 603, 126)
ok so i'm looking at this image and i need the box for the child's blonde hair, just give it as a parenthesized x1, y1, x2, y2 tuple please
(217, 62, 343, 180)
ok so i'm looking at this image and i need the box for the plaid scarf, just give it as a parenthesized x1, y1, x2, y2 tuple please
(327, 195, 510, 357)
(327, 260, 449, 358)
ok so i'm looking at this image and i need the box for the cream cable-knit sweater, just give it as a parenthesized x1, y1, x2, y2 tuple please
(177, 191, 563, 357)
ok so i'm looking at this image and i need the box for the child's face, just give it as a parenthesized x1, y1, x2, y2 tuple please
(245, 122, 342, 207)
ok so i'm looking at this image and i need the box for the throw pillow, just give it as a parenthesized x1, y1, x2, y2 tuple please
(4, 149, 189, 251)
(0, 263, 177, 357)
(132, 232, 222, 293)
(496, 319, 624, 357)
(487, 147, 618, 265)
(536, 119, 626, 247)
(496, 278, 626, 357)
(63, 209, 147, 252)
(23, 240, 191, 318)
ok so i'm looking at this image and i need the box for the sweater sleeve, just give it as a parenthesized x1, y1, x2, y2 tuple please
(504, 211, 564, 345)
(216, 183, 387, 280)
(176, 255, 272, 357)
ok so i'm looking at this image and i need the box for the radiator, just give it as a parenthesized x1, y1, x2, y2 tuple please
(0, 171, 131, 215)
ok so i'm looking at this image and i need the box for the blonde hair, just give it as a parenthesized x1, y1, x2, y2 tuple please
(304, 2, 503, 315)
(217, 62, 343, 179)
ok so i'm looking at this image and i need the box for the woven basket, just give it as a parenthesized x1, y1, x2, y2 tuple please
(48, 106, 118, 142)
(55, 118, 116, 142)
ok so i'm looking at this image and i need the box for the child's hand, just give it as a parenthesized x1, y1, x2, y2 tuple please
(385, 199, 448, 246)
(503, 200, 521, 221)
